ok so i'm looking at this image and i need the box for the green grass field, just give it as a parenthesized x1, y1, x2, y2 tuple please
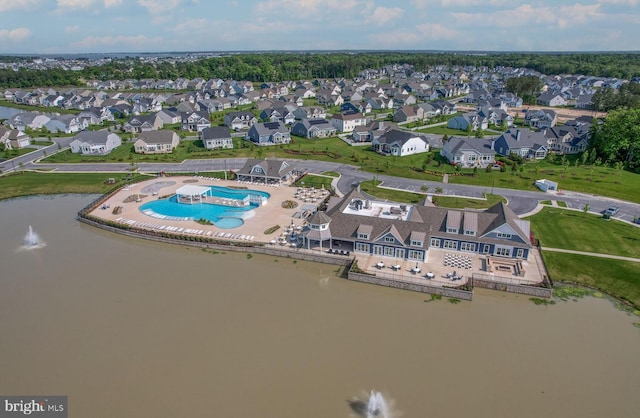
(527, 207, 640, 258)
(542, 252, 640, 308)
(0, 172, 149, 201)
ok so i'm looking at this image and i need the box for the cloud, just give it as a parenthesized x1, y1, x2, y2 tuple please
(599, 0, 639, 4)
(0, 0, 41, 12)
(256, 0, 363, 15)
(70, 34, 163, 50)
(65, 25, 81, 33)
(441, 0, 510, 5)
(172, 17, 207, 33)
(104, 0, 122, 7)
(137, 0, 199, 14)
(57, 0, 95, 9)
(0, 28, 32, 42)
(366, 7, 404, 26)
(416, 23, 459, 40)
(452, 3, 602, 29)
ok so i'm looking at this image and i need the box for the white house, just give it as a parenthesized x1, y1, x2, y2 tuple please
(371, 129, 429, 157)
(70, 131, 122, 155)
(200, 126, 233, 149)
(330, 112, 367, 133)
(134, 130, 179, 154)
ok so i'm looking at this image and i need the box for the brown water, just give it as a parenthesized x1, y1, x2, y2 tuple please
(1, 195, 639, 418)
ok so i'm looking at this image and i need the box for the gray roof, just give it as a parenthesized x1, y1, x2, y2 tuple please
(309, 211, 332, 225)
(375, 129, 428, 146)
(236, 158, 296, 179)
(201, 126, 231, 140)
(496, 128, 547, 149)
(446, 136, 494, 154)
(325, 188, 531, 248)
(138, 130, 177, 144)
(73, 130, 116, 144)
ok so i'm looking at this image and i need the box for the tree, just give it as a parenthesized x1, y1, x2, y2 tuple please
(589, 108, 640, 172)
(581, 149, 589, 166)
(583, 203, 590, 217)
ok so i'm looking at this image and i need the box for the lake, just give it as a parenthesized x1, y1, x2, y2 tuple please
(1, 195, 638, 418)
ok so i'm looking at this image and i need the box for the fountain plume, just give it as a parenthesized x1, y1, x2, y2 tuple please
(20, 225, 45, 250)
(348, 390, 397, 418)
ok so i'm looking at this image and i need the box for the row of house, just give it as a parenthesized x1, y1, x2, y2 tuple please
(440, 118, 592, 167)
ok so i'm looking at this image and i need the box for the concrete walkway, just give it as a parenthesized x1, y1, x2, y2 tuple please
(541, 247, 640, 263)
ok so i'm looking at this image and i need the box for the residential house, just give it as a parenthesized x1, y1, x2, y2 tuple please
(371, 129, 429, 157)
(492, 128, 548, 159)
(246, 121, 291, 146)
(69, 131, 122, 155)
(5, 112, 51, 131)
(440, 137, 496, 167)
(3, 129, 31, 150)
(134, 130, 180, 154)
(181, 110, 211, 132)
(524, 109, 557, 128)
(200, 126, 233, 150)
(536, 92, 567, 107)
(223, 111, 258, 131)
(293, 106, 327, 120)
(541, 126, 589, 154)
(44, 114, 82, 134)
(291, 118, 337, 139)
(575, 93, 594, 109)
(156, 109, 181, 125)
(431, 100, 457, 115)
(447, 112, 488, 131)
(260, 107, 296, 125)
(124, 114, 163, 133)
(330, 112, 367, 133)
(393, 105, 425, 123)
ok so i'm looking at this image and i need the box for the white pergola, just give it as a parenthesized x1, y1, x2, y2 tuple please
(175, 184, 211, 204)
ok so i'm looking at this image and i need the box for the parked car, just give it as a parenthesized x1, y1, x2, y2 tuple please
(604, 206, 619, 216)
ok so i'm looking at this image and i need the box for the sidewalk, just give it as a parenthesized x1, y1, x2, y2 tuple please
(541, 247, 640, 263)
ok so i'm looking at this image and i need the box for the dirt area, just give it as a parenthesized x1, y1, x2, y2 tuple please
(456, 104, 606, 123)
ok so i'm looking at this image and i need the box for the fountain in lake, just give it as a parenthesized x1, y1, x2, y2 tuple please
(21, 225, 45, 250)
(348, 390, 394, 418)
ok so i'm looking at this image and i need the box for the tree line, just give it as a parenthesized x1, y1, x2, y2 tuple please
(1, 52, 640, 89)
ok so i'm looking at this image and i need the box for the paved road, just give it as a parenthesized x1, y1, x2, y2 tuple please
(7, 149, 640, 220)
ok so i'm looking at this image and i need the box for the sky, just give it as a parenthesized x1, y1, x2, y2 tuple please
(1, 0, 639, 54)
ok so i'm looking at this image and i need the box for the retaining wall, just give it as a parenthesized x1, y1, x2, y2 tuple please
(347, 270, 473, 300)
(473, 276, 553, 298)
(77, 216, 352, 266)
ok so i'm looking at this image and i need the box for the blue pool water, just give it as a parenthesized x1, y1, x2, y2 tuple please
(140, 185, 270, 228)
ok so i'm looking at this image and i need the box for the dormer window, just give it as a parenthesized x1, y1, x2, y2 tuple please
(447, 227, 458, 234)
(358, 233, 369, 239)
(410, 240, 423, 247)
(464, 230, 476, 236)
(384, 236, 394, 243)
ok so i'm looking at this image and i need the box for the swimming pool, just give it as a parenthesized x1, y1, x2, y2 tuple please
(140, 185, 270, 229)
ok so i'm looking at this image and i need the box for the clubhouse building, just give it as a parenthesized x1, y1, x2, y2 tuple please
(302, 187, 532, 261)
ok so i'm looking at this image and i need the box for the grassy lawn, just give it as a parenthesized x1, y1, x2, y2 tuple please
(359, 180, 506, 209)
(33, 132, 640, 203)
(1, 148, 36, 160)
(294, 174, 334, 190)
(527, 207, 640, 258)
(432, 193, 507, 209)
(417, 126, 469, 136)
(542, 252, 640, 308)
(0, 172, 149, 201)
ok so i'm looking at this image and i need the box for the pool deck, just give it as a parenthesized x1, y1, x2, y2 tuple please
(90, 176, 318, 243)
